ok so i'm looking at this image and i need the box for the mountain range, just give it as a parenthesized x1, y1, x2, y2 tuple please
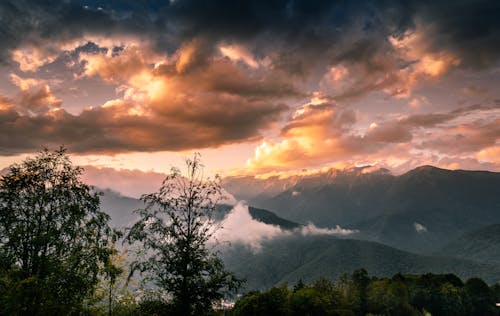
(97, 165, 500, 290)
(224, 165, 500, 254)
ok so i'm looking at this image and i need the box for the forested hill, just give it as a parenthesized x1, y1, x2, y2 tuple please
(438, 224, 500, 265)
(222, 235, 500, 291)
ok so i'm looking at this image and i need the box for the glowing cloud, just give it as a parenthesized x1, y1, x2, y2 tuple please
(11, 46, 58, 72)
(219, 44, 259, 68)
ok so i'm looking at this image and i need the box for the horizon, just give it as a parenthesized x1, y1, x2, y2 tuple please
(83, 162, 495, 199)
(0, 0, 499, 187)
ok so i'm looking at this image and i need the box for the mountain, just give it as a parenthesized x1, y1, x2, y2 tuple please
(99, 189, 143, 228)
(222, 235, 500, 291)
(99, 189, 301, 230)
(222, 166, 392, 213)
(438, 224, 500, 265)
(224, 166, 500, 253)
(248, 206, 301, 230)
(216, 204, 301, 230)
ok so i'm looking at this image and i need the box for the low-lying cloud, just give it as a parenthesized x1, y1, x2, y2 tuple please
(214, 202, 357, 252)
(414, 222, 428, 233)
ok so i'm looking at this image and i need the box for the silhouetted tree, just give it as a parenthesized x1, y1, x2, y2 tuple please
(465, 278, 497, 316)
(352, 268, 370, 315)
(126, 154, 241, 315)
(0, 148, 113, 314)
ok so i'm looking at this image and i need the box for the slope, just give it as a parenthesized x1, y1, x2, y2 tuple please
(222, 235, 500, 291)
(438, 224, 500, 265)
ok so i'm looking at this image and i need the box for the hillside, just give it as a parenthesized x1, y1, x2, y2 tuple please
(222, 235, 500, 291)
(216, 204, 301, 230)
(438, 224, 500, 265)
(99, 189, 143, 228)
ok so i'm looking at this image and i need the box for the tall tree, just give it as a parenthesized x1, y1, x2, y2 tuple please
(126, 154, 241, 315)
(0, 148, 113, 314)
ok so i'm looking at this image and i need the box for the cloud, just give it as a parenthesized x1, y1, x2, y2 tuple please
(0, 0, 498, 165)
(81, 166, 167, 198)
(0, 41, 295, 154)
(215, 201, 357, 252)
(245, 99, 500, 173)
(414, 222, 427, 233)
(215, 202, 285, 252)
(477, 146, 500, 164)
(11, 46, 59, 72)
(418, 115, 500, 155)
(9, 74, 62, 114)
(219, 44, 260, 68)
(299, 223, 358, 237)
(246, 100, 368, 171)
(2, 1, 497, 95)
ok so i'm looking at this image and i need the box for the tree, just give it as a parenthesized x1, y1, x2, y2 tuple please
(126, 154, 241, 315)
(465, 278, 496, 316)
(89, 244, 138, 316)
(232, 286, 291, 316)
(0, 148, 114, 314)
(351, 269, 370, 314)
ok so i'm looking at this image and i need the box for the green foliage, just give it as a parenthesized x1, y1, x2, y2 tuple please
(289, 279, 341, 316)
(465, 277, 497, 316)
(232, 271, 500, 316)
(0, 148, 113, 315)
(126, 154, 242, 315)
(88, 244, 138, 316)
(232, 286, 291, 316)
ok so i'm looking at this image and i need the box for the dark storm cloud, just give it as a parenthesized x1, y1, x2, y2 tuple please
(414, 0, 500, 69)
(1, 0, 498, 69)
(164, 0, 500, 71)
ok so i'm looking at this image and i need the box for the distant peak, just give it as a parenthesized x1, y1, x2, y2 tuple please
(415, 165, 440, 170)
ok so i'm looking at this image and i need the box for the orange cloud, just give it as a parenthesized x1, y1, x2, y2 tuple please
(245, 101, 500, 174)
(246, 101, 367, 171)
(0, 40, 294, 155)
(477, 146, 500, 164)
(219, 43, 260, 68)
(11, 46, 58, 72)
(9, 74, 61, 114)
(386, 26, 461, 98)
(319, 25, 462, 102)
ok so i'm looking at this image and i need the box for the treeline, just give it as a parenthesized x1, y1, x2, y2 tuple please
(232, 269, 500, 316)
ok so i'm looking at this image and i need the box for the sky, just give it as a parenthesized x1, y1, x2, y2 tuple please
(0, 0, 499, 188)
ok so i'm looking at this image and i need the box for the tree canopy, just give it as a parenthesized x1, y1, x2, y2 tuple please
(232, 270, 500, 316)
(0, 148, 114, 314)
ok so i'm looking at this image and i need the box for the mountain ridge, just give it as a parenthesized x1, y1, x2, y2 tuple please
(223, 165, 500, 254)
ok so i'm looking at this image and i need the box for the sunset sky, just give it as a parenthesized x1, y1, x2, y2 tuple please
(0, 0, 499, 186)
